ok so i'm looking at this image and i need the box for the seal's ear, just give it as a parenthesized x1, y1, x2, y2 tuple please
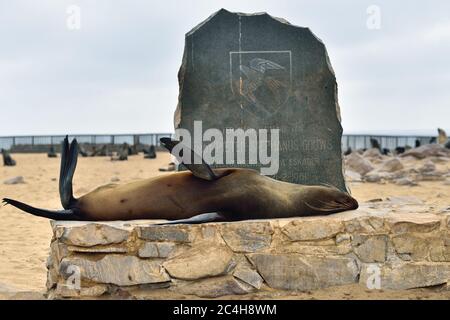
(159, 137, 219, 181)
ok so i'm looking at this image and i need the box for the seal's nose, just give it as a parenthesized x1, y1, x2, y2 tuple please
(346, 196, 359, 210)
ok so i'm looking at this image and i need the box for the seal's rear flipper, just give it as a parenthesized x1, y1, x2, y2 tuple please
(2, 198, 81, 220)
(155, 212, 225, 225)
(59, 136, 78, 209)
(160, 137, 220, 181)
(2, 135, 83, 221)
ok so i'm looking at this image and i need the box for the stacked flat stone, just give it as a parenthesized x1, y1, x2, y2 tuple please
(47, 210, 450, 299)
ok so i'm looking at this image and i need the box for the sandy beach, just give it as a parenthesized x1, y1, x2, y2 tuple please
(0, 152, 173, 295)
(0, 152, 449, 299)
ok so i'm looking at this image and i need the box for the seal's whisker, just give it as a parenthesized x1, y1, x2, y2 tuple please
(316, 199, 343, 209)
(305, 201, 338, 212)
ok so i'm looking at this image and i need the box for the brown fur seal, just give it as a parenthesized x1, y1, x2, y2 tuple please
(2, 149, 16, 166)
(438, 128, 448, 145)
(47, 145, 57, 158)
(2, 136, 358, 223)
(144, 145, 157, 159)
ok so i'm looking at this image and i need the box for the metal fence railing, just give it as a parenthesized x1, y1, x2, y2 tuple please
(0, 133, 436, 152)
(341, 135, 435, 151)
(0, 133, 173, 152)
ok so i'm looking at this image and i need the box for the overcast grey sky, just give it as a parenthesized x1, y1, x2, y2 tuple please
(0, 0, 449, 135)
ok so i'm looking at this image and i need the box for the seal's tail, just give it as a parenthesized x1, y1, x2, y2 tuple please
(2, 136, 81, 220)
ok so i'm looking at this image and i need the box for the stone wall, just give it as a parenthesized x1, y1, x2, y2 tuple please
(46, 209, 450, 299)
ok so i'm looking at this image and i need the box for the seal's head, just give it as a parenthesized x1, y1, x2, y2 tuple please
(301, 185, 359, 216)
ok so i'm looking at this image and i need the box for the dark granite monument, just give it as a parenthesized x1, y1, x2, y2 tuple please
(175, 9, 347, 191)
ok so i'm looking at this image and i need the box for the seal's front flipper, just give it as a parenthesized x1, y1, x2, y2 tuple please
(155, 212, 225, 225)
(160, 137, 219, 181)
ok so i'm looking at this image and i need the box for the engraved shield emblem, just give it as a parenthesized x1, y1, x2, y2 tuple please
(230, 51, 292, 118)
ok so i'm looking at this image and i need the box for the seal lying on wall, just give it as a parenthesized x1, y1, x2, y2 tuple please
(2, 136, 358, 222)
